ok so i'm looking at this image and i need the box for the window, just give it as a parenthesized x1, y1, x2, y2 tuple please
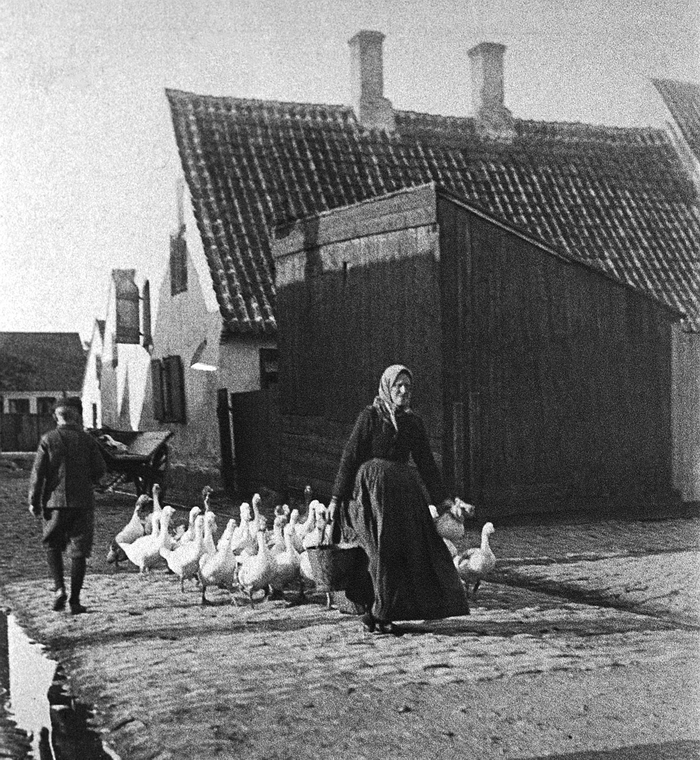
(151, 355, 186, 422)
(260, 348, 279, 390)
(37, 397, 55, 415)
(170, 227, 188, 296)
(8, 398, 29, 414)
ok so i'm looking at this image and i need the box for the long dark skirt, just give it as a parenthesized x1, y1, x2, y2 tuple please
(341, 458, 469, 622)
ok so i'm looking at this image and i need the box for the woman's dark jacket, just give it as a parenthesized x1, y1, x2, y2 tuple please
(332, 405, 448, 505)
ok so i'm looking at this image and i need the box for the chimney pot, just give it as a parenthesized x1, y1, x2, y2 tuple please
(468, 42, 515, 140)
(349, 30, 395, 131)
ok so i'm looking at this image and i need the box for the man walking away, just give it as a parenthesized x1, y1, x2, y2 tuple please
(28, 397, 106, 614)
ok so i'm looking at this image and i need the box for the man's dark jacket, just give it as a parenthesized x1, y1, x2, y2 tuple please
(29, 423, 107, 510)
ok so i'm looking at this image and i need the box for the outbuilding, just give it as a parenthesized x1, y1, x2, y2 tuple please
(274, 183, 681, 517)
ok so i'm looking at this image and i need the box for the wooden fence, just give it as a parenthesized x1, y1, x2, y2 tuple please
(0, 413, 54, 452)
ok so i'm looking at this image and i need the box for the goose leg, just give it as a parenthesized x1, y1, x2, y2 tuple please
(472, 579, 481, 598)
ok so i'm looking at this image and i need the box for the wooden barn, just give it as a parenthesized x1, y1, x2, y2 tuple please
(273, 184, 682, 517)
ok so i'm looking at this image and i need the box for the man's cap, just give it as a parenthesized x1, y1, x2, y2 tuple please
(53, 397, 83, 413)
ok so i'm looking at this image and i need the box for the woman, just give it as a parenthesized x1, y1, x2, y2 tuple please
(329, 364, 469, 635)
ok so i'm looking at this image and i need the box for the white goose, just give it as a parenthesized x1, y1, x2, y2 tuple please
(117, 506, 166, 576)
(160, 514, 205, 592)
(201, 485, 218, 534)
(454, 522, 496, 598)
(238, 521, 275, 607)
(301, 501, 327, 550)
(249, 493, 264, 536)
(145, 483, 165, 531)
(178, 506, 202, 545)
(107, 494, 151, 567)
(202, 510, 218, 558)
(199, 518, 239, 605)
(294, 501, 317, 545)
(269, 523, 302, 599)
(157, 505, 179, 553)
(268, 514, 288, 556)
(287, 509, 305, 554)
(231, 503, 256, 557)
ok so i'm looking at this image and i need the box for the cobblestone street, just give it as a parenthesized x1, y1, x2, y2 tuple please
(0, 464, 698, 759)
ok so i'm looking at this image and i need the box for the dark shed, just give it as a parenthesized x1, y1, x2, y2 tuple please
(273, 184, 681, 517)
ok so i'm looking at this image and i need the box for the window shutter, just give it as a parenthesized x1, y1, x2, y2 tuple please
(113, 270, 140, 344)
(151, 359, 164, 421)
(164, 355, 186, 423)
(141, 280, 152, 349)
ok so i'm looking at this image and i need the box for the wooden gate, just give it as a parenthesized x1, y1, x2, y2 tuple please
(0, 413, 54, 452)
(229, 389, 282, 497)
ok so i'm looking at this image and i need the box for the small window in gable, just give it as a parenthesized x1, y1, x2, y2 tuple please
(151, 355, 186, 423)
(170, 228, 188, 296)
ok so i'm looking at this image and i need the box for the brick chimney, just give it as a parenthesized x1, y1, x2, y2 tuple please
(468, 42, 515, 140)
(349, 30, 395, 132)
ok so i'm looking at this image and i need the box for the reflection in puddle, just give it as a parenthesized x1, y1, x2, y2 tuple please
(2, 612, 119, 759)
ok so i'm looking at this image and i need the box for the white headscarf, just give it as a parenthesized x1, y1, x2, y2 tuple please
(372, 364, 413, 432)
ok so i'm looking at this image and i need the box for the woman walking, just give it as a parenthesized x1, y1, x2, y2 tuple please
(329, 364, 469, 635)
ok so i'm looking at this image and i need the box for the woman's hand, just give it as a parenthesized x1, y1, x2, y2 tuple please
(436, 497, 454, 517)
(328, 496, 340, 523)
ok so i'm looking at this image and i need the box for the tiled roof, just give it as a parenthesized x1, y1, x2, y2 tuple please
(167, 90, 700, 333)
(0, 332, 86, 392)
(653, 78, 700, 163)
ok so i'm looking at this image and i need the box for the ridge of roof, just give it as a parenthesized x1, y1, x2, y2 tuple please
(167, 87, 670, 146)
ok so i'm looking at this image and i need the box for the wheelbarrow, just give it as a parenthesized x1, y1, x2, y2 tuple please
(89, 427, 173, 496)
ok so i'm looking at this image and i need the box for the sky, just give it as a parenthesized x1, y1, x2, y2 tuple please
(1, 0, 698, 344)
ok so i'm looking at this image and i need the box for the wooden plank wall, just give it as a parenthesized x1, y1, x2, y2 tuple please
(672, 327, 700, 501)
(459, 208, 675, 515)
(276, 224, 444, 501)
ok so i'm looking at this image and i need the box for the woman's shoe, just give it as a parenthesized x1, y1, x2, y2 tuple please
(69, 601, 87, 615)
(361, 611, 376, 633)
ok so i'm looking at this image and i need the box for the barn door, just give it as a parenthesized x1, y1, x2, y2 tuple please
(439, 198, 481, 504)
(229, 388, 282, 497)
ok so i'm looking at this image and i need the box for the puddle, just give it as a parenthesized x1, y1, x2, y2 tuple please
(0, 611, 119, 760)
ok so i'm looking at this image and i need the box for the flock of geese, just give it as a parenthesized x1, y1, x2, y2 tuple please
(107, 485, 497, 607)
